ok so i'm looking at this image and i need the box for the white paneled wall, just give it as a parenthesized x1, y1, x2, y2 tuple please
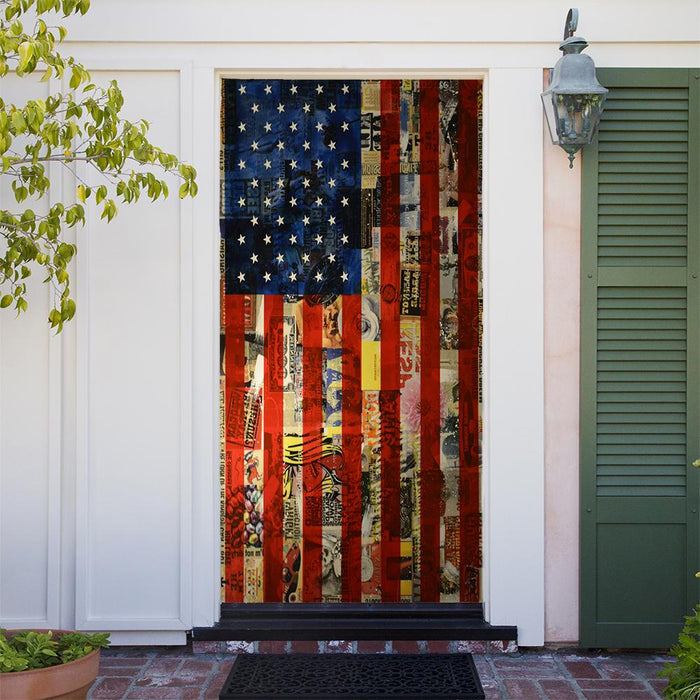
(0, 76, 61, 629)
(74, 71, 192, 639)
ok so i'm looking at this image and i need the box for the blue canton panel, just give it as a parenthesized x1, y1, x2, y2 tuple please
(221, 80, 362, 298)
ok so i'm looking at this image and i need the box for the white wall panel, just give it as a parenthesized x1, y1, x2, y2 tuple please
(0, 282, 60, 627)
(62, 0, 699, 44)
(75, 71, 191, 630)
(0, 77, 61, 629)
(485, 68, 545, 646)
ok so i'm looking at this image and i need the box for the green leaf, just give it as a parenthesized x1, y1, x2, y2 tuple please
(18, 41, 34, 71)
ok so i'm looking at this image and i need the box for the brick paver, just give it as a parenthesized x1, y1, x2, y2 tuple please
(86, 645, 671, 699)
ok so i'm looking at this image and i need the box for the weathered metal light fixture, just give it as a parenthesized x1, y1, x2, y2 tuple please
(541, 8, 608, 167)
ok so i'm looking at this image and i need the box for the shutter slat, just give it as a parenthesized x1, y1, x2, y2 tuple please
(597, 422, 686, 433)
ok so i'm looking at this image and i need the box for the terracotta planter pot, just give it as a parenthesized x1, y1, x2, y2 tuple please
(0, 630, 101, 700)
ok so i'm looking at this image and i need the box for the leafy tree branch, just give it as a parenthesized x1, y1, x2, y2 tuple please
(0, 0, 197, 329)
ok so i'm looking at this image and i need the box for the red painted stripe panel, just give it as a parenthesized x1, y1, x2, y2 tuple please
(224, 294, 246, 602)
(380, 80, 402, 603)
(419, 80, 442, 603)
(341, 294, 363, 601)
(263, 295, 285, 601)
(458, 81, 481, 602)
(302, 299, 324, 602)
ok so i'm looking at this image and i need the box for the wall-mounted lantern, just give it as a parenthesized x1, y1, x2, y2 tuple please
(541, 8, 608, 168)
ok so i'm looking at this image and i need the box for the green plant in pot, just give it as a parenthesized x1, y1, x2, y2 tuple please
(658, 591, 700, 699)
(0, 629, 110, 699)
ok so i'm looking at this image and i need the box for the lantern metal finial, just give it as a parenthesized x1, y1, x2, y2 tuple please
(541, 8, 608, 168)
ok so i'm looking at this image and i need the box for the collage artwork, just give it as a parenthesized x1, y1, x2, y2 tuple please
(220, 79, 482, 604)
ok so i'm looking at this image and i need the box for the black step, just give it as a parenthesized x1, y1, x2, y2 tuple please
(193, 603, 517, 641)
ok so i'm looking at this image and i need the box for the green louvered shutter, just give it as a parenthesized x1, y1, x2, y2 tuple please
(580, 68, 700, 648)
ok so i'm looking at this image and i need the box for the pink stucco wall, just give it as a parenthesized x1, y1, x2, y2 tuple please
(543, 86, 582, 643)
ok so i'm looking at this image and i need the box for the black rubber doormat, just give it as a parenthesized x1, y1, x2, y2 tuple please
(219, 653, 485, 699)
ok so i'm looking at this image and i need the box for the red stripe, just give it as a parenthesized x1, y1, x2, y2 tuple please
(341, 294, 363, 601)
(380, 80, 402, 602)
(263, 296, 284, 601)
(419, 80, 442, 602)
(458, 81, 481, 602)
(302, 299, 324, 602)
(224, 294, 246, 602)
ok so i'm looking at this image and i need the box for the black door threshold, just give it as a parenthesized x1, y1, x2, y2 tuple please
(193, 603, 517, 642)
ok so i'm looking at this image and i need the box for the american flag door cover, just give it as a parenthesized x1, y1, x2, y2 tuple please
(220, 79, 482, 604)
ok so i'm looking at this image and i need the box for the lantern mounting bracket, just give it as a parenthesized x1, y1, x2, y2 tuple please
(564, 8, 579, 40)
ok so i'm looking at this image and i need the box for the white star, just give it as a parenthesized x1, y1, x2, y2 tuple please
(315, 234, 323, 244)
(251, 141, 259, 151)
(276, 215, 285, 226)
(340, 234, 349, 244)
(328, 178, 336, 188)
(315, 159, 323, 169)
(342, 84, 349, 94)
(264, 84, 272, 94)
(328, 215, 336, 225)
(250, 215, 259, 226)
(289, 234, 297, 244)
(315, 122, 324, 132)
(290, 84, 298, 94)
(264, 196, 272, 207)
(290, 160, 298, 170)
(263, 234, 272, 244)
(315, 196, 323, 206)
(341, 159, 349, 169)
(264, 159, 272, 170)
(238, 122, 246, 132)
(316, 84, 324, 94)
(238, 159, 246, 169)
(276, 253, 284, 264)
(289, 122, 298, 132)
(341, 271, 349, 281)
(251, 103, 259, 113)
(341, 196, 349, 207)
(264, 122, 272, 132)
(251, 179, 259, 189)
(302, 141, 311, 151)
(237, 196, 246, 207)
(238, 84, 246, 95)
(329, 103, 336, 113)
(302, 253, 310, 263)
(303, 103, 311, 113)
(277, 177, 285, 188)
(251, 253, 258, 263)
(263, 271, 272, 282)
(302, 215, 310, 225)
(238, 271, 245, 282)
(314, 271, 323, 281)
(289, 270, 297, 281)
(328, 141, 336, 151)
(302, 178, 311, 188)
(341, 121, 349, 132)
(328, 253, 336, 262)
(277, 103, 285, 113)
(289, 196, 298, 207)
(237, 234, 246, 245)
(277, 140, 285, 151)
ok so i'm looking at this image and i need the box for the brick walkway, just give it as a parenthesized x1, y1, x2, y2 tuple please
(88, 645, 672, 699)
